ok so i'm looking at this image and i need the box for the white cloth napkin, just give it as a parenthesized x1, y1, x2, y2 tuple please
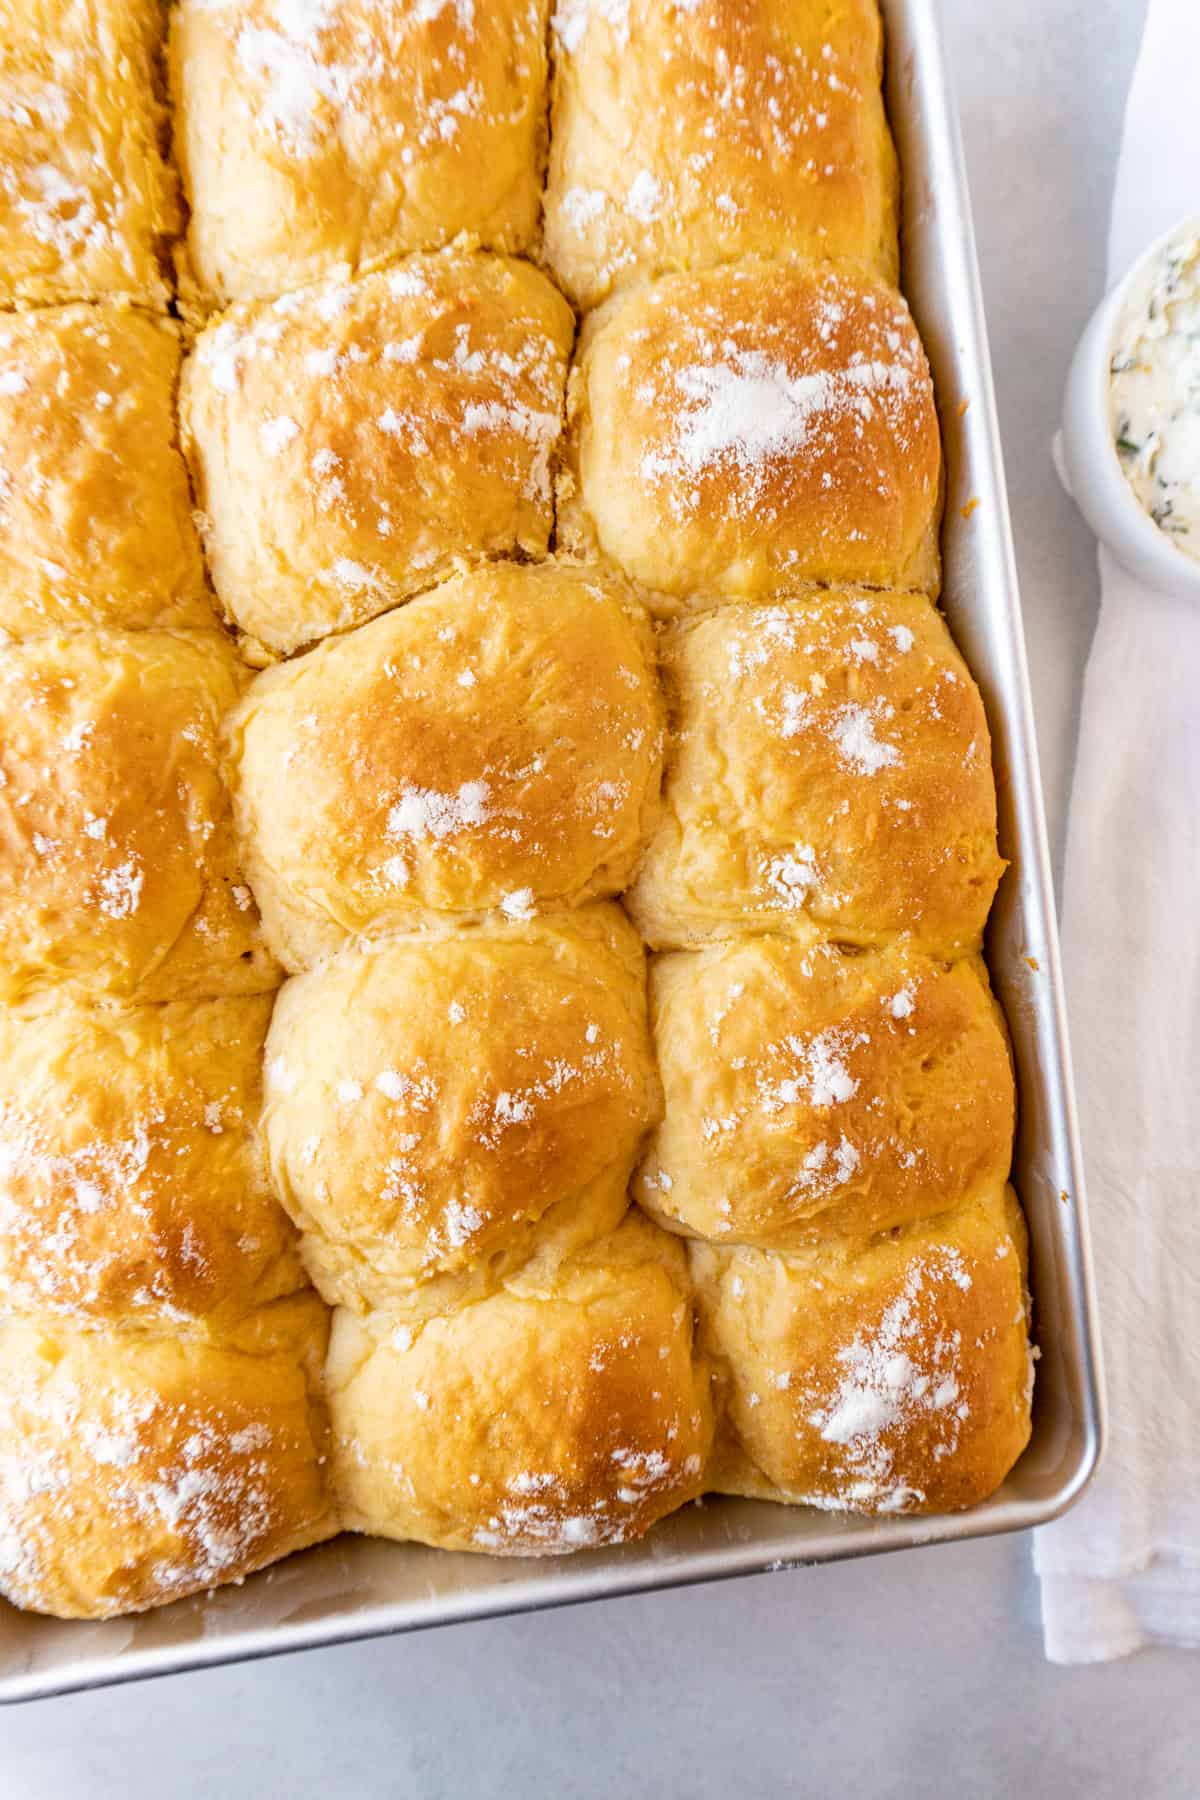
(1033, 0, 1200, 1664)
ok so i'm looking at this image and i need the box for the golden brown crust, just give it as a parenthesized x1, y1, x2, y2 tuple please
(560, 262, 942, 606)
(636, 940, 1014, 1251)
(0, 0, 177, 309)
(0, 2, 1032, 1613)
(171, 0, 551, 307)
(544, 0, 898, 309)
(0, 994, 307, 1326)
(228, 561, 665, 968)
(626, 590, 1005, 957)
(264, 908, 660, 1319)
(0, 1294, 336, 1620)
(327, 1214, 713, 1554)
(0, 630, 280, 1003)
(181, 252, 575, 654)
(0, 305, 211, 637)
(691, 1186, 1033, 1514)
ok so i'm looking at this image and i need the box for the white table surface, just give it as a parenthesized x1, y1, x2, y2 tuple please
(9, 1, 1195, 1792)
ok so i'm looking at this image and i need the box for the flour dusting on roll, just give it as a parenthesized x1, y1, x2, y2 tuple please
(228, 561, 664, 967)
(561, 262, 941, 604)
(170, 0, 551, 305)
(627, 589, 1003, 956)
(0, 630, 278, 1003)
(182, 253, 574, 653)
(692, 1187, 1033, 1515)
(0, 305, 210, 637)
(327, 1214, 713, 1555)
(637, 939, 1014, 1251)
(545, 0, 898, 308)
(0, 1294, 335, 1619)
(264, 908, 659, 1319)
(0, 994, 305, 1326)
(0, 0, 177, 309)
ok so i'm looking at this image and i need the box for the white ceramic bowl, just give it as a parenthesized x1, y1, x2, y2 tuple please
(1058, 214, 1200, 599)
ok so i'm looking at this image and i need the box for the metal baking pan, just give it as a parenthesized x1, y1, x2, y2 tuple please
(0, 0, 1104, 1704)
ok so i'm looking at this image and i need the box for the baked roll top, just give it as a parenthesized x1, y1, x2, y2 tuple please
(327, 1214, 713, 1555)
(171, 0, 551, 306)
(0, 0, 176, 309)
(544, 0, 898, 308)
(636, 939, 1014, 1251)
(228, 562, 664, 967)
(627, 589, 1004, 957)
(182, 252, 574, 654)
(0, 1293, 335, 1620)
(0, 994, 306, 1326)
(0, 630, 278, 1003)
(0, 305, 210, 637)
(692, 1185, 1033, 1515)
(264, 909, 660, 1319)
(561, 262, 941, 604)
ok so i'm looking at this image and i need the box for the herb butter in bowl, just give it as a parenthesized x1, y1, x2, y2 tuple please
(1060, 215, 1200, 599)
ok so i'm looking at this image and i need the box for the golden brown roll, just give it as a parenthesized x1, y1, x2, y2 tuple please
(0, 994, 306, 1325)
(228, 562, 664, 968)
(0, 1294, 335, 1620)
(264, 908, 659, 1319)
(544, 0, 898, 309)
(0, 0, 176, 309)
(181, 253, 574, 654)
(560, 262, 941, 606)
(0, 630, 279, 1003)
(628, 590, 1003, 957)
(636, 938, 1014, 1251)
(692, 1185, 1033, 1515)
(170, 0, 551, 307)
(327, 1214, 713, 1554)
(0, 306, 211, 638)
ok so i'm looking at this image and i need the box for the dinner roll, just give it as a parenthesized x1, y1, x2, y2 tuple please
(228, 562, 663, 968)
(0, 994, 306, 1326)
(0, 631, 278, 1003)
(170, 0, 550, 306)
(691, 1185, 1032, 1514)
(626, 590, 1004, 957)
(636, 939, 1014, 1250)
(182, 253, 574, 654)
(0, 1294, 335, 1619)
(0, 306, 210, 637)
(560, 262, 941, 605)
(0, 0, 176, 308)
(327, 1214, 713, 1554)
(544, 0, 898, 309)
(264, 908, 658, 1319)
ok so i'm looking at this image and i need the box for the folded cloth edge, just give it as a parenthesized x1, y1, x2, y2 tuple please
(1033, 0, 1200, 1663)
